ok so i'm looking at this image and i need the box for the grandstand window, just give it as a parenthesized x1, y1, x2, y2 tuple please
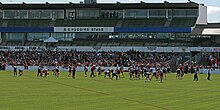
(168, 9, 173, 18)
(52, 10, 64, 19)
(66, 9, 76, 20)
(28, 10, 41, 19)
(3, 33, 25, 41)
(149, 9, 166, 18)
(39, 10, 52, 19)
(173, 9, 186, 17)
(76, 8, 99, 19)
(124, 9, 147, 18)
(27, 33, 49, 41)
(100, 10, 122, 19)
(186, 9, 198, 17)
(3, 10, 15, 19)
(0, 10, 3, 19)
(3, 10, 28, 19)
(157, 33, 171, 39)
(51, 33, 75, 41)
(173, 9, 198, 18)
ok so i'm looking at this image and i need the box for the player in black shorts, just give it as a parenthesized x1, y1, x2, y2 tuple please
(97, 66, 102, 76)
(119, 65, 125, 78)
(207, 66, 211, 80)
(43, 69, 49, 77)
(13, 66, 17, 76)
(18, 69, 23, 76)
(144, 68, 151, 81)
(68, 65, 72, 77)
(194, 66, 199, 81)
(54, 67, 60, 78)
(162, 67, 167, 80)
(111, 68, 119, 80)
(176, 68, 181, 79)
(37, 66, 42, 77)
(128, 66, 134, 80)
(159, 69, 163, 83)
(104, 69, 111, 79)
(72, 66, 76, 79)
(150, 69, 158, 80)
(84, 66, 88, 77)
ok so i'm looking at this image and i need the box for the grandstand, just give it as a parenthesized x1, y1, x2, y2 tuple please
(0, 1, 218, 47)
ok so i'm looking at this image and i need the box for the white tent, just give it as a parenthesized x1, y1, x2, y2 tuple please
(202, 28, 220, 35)
(44, 37, 58, 43)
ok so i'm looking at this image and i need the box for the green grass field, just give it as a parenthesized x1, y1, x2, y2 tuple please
(0, 70, 220, 110)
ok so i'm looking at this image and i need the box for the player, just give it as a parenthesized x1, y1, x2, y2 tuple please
(207, 66, 211, 80)
(134, 66, 140, 80)
(97, 66, 102, 76)
(54, 66, 60, 78)
(90, 65, 96, 78)
(162, 66, 167, 80)
(84, 65, 88, 77)
(68, 65, 72, 77)
(128, 66, 134, 80)
(72, 65, 76, 79)
(176, 68, 181, 79)
(159, 69, 163, 83)
(144, 68, 151, 81)
(43, 69, 49, 77)
(150, 67, 158, 80)
(194, 65, 199, 81)
(37, 66, 42, 77)
(119, 65, 125, 78)
(104, 69, 111, 79)
(18, 69, 23, 76)
(111, 68, 119, 80)
(13, 66, 17, 76)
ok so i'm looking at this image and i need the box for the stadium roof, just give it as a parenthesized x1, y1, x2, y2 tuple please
(192, 23, 220, 35)
(0, 1, 199, 9)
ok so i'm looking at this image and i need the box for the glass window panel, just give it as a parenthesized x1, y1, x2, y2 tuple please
(186, 9, 198, 17)
(4, 33, 25, 41)
(17, 10, 28, 19)
(4, 10, 28, 19)
(0, 10, 3, 19)
(51, 33, 74, 41)
(100, 10, 122, 19)
(52, 10, 64, 19)
(28, 10, 41, 19)
(40, 10, 51, 19)
(76, 8, 99, 19)
(27, 33, 49, 41)
(124, 9, 147, 18)
(149, 9, 166, 18)
(4, 10, 16, 19)
(173, 9, 186, 17)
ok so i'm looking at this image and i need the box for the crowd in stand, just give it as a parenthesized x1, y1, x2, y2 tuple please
(0, 49, 178, 67)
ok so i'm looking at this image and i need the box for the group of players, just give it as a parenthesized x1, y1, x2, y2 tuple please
(72, 64, 170, 83)
(13, 66, 24, 77)
(37, 66, 60, 78)
(32, 64, 170, 83)
(176, 64, 212, 81)
(13, 63, 212, 82)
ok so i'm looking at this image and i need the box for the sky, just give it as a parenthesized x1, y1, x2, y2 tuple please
(1, 0, 220, 23)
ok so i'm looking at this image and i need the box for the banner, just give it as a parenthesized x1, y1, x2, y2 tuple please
(54, 27, 114, 32)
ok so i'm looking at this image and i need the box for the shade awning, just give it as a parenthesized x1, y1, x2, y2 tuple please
(44, 37, 58, 43)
